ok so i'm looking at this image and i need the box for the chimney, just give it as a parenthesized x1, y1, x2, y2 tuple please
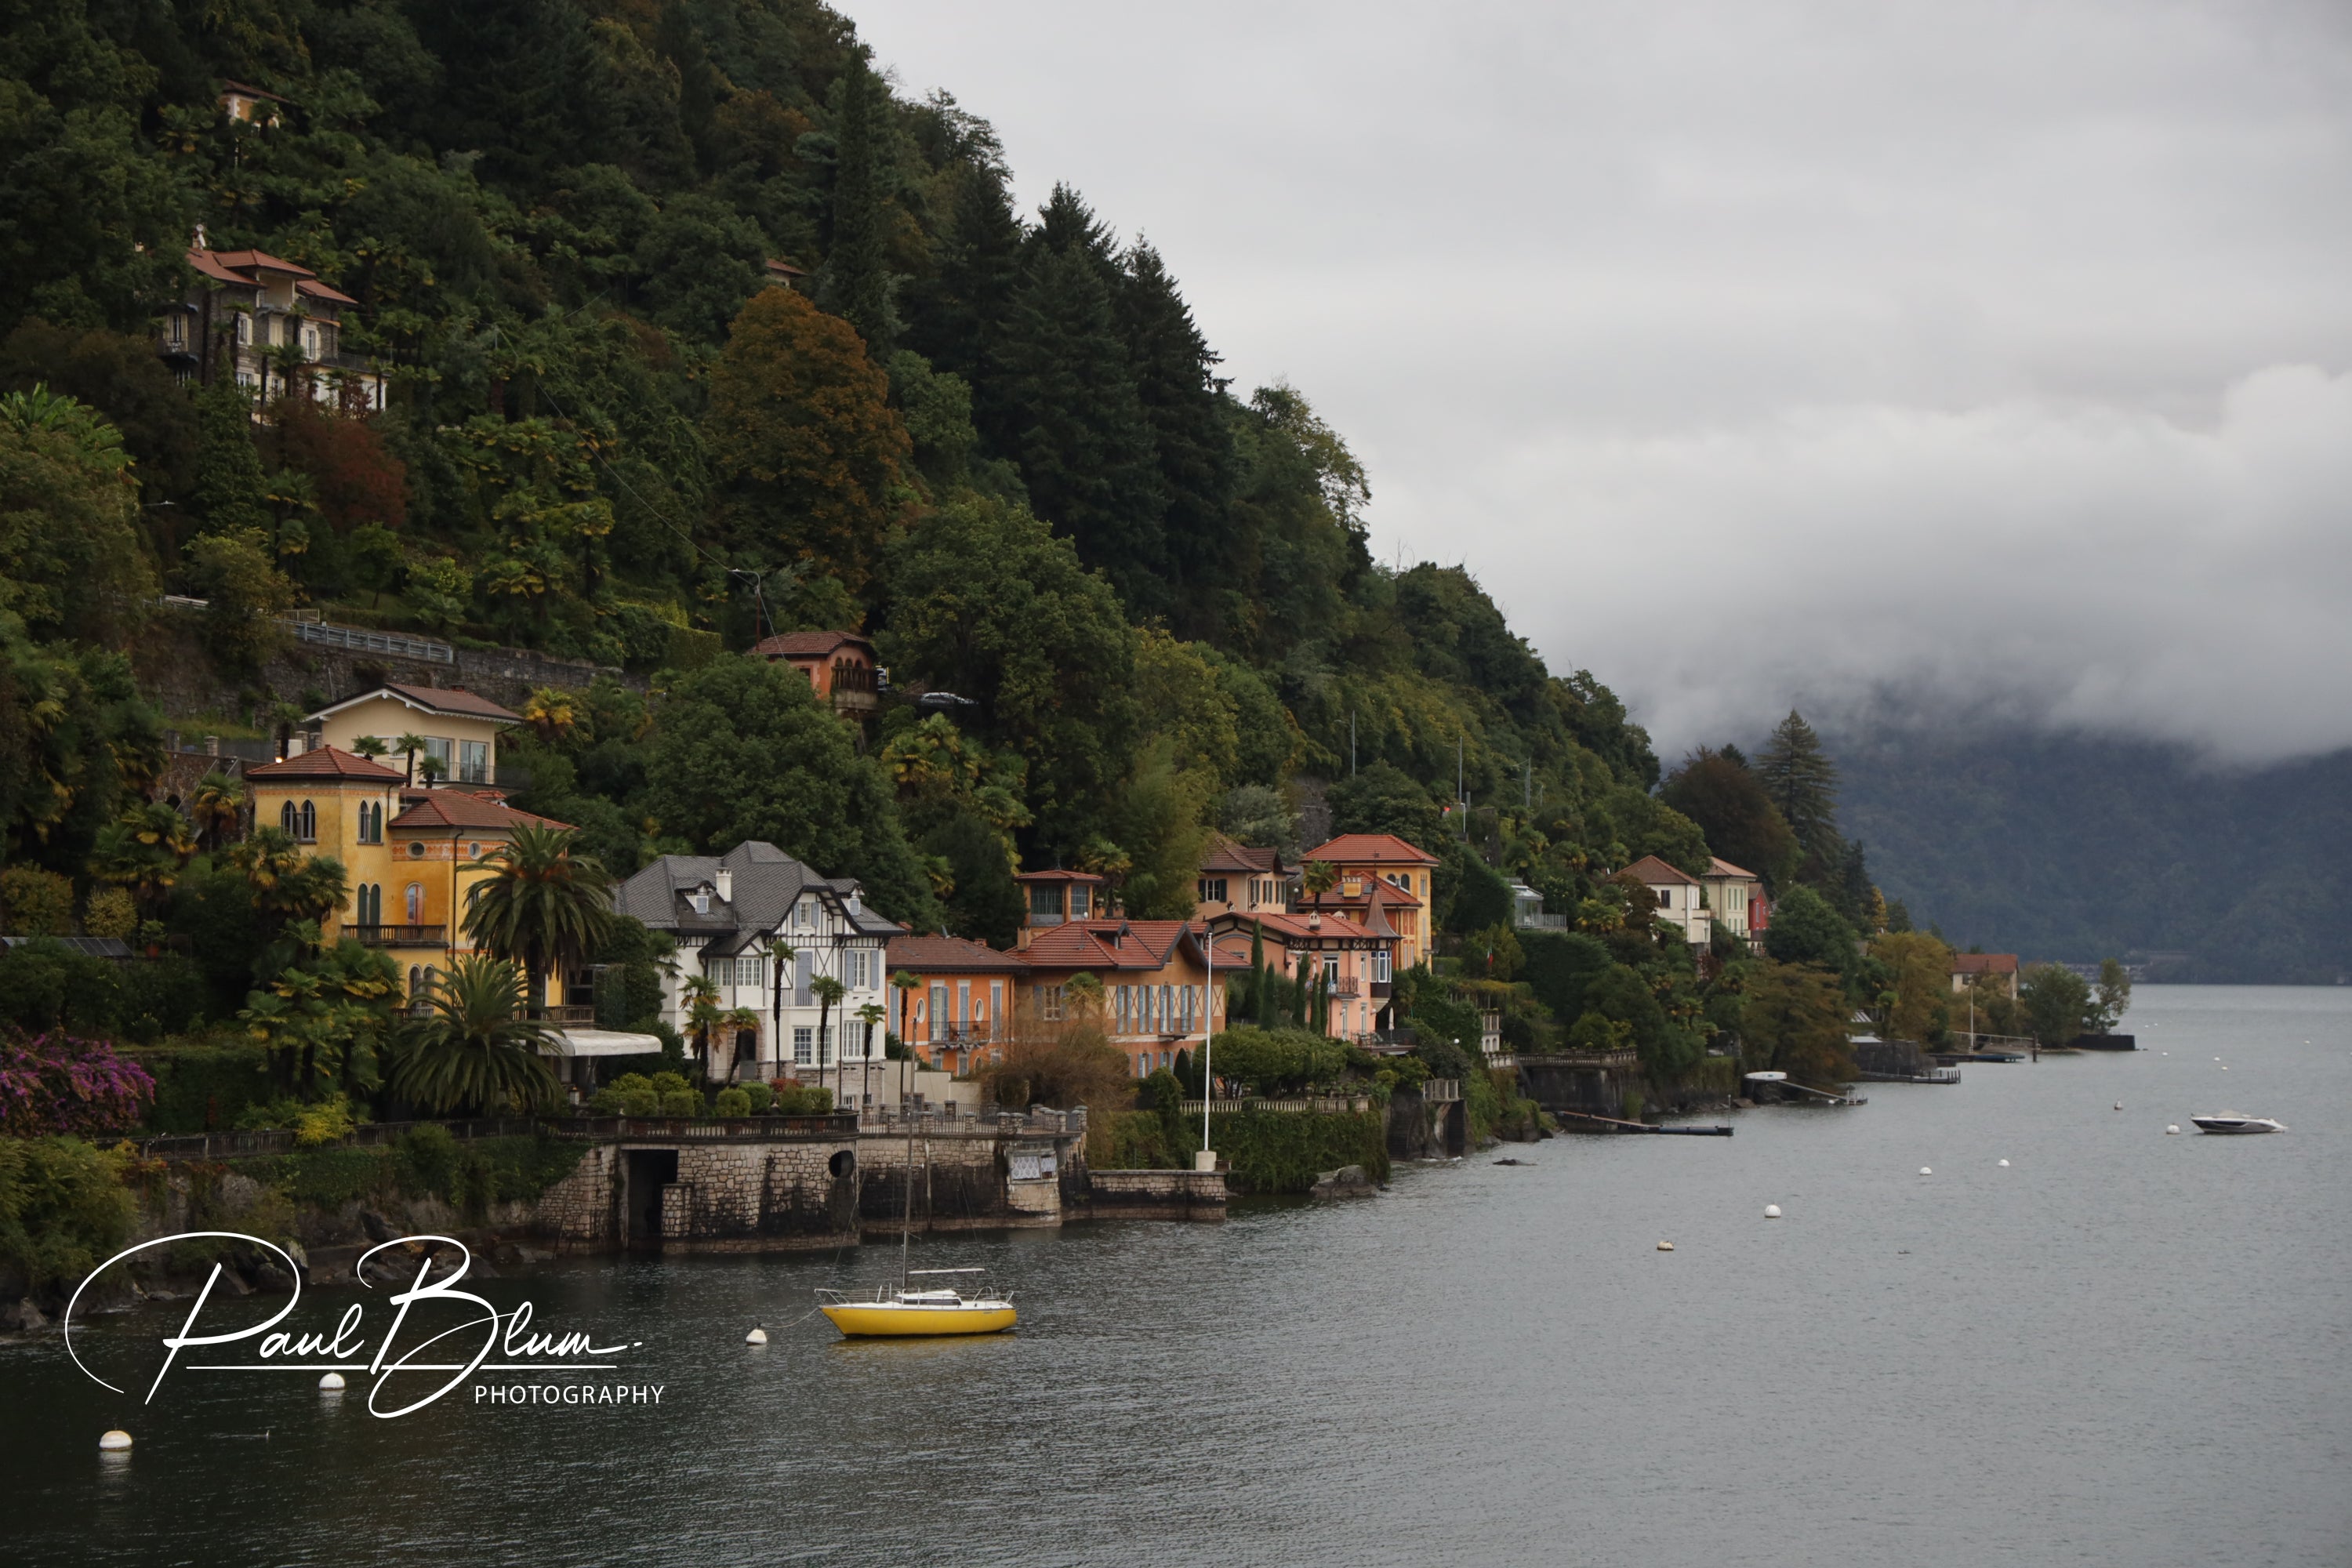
(714, 869, 733, 903)
(1307, 913, 1323, 931)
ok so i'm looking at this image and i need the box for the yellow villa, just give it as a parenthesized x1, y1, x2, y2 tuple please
(303, 682, 521, 786)
(243, 745, 574, 1002)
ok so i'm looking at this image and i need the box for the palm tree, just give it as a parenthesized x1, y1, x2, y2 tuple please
(350, 735, 390, 764)
(520, 687, 582, 746)
(190, 771, 248, 851)
(681, 975, 722, 1074)
(391, 956, 560, 1115)
(90, 803, 198, 915)
(856, 1000, 887, 1105)
(891, 969, 921, 1058)
(394, 731, 429, 786)
(1301, 859, 1338, 901)
(718, 1006, 761, 1082)
(462, 822, 615, 1011)
(417, 752, 448, 786)
(811, 973, 845, 1104)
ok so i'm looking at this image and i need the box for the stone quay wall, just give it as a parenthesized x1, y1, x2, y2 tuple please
(530, 1131, 859, 1254)
(1082, 1169, 1228, 1222)
(855, 1128, 1081, 1232)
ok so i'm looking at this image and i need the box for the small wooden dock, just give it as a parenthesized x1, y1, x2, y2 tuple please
(1554, 1111, 1733, 1137)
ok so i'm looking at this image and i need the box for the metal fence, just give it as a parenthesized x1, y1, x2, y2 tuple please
(1178, 1094, 1377, 1116)
(133, 1116, 542, 1160)
(289, 619, 456, 664)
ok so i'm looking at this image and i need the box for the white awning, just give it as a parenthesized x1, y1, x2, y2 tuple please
(545, 1029, 663, 1058)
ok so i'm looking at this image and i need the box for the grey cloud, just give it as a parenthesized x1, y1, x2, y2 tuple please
(855, 0, 2352, 760)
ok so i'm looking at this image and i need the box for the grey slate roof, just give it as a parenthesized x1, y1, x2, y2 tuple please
(612, 840, 901, 947)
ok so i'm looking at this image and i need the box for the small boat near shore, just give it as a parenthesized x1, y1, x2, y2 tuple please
(2189, 1112, 2286, 1135)
(818, 1269, 1017, 1337)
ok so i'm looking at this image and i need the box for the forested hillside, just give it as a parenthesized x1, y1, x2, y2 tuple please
(0, 0, 1732, 943)
(1836, 727, 2352, 984)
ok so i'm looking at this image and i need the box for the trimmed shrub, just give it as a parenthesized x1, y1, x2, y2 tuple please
(713, 1087, 751, 1117)
(741, 1081, 774, 1113)
(398, 1125, 458, 1196)
(658, 1088, 700, 1117)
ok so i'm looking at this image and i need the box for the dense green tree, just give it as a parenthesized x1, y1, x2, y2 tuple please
(638, 655, 938, 927)
(816, 51, 897, 353)
(1757, 710, 1843, 874)
(879, 493, 1136, 862)
(1327, 761, 1444, 851)
(1738, 960, 1857, 1083)
(920, 809, 1025, 947)
(0, 386, 155, 645)
(994, 203, 1168, 612)
(1116, 239, 1234, 622)
(2018, 963, 2097, 1047)
(706, 285, 910, 596)
(1661, 746, 1800, 887)
(1763, 884, 1857, 975)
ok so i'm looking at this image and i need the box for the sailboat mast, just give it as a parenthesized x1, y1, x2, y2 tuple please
(901, 1092, 915, 1290)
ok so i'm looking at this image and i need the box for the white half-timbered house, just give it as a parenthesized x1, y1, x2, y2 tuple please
(612, 841, 898, 1094)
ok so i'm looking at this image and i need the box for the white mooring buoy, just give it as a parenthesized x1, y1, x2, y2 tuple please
(318, 1372, 345, 1392)
(1998, 1159, 2010, 1167)
(1657, 1240, 1675, 1251)
(1764, 1204, 1782, 1218)
(746, 1324, 768, 1345)
(98, 1430, 132, 1451)
(2167, 1125, 2180, 1134)
(2114, 1102, 2124, 1111)
(1919, 1167, 1933, 1175)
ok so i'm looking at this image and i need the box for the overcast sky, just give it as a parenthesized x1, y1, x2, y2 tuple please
(853, 0, 2352, 763)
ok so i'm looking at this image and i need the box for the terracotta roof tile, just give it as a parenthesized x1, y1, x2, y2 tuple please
(390, 789, 571, 832)
(1020, 920, 1200, 971)
(885, 934, 1029, 973)
(1200, 834, 1284, 876)
(245, 745, 405, 782)
(296, 278, 358, 307)
(1620, 855, 1700, 887)
(752, 630, 872, 659)
(1952, 953, 2018, 975)
(1705, 858, 1759, 880)
(207, 249, 315, 279)
(310, 682, 521, 724)
(1304, 833, 1440, 866)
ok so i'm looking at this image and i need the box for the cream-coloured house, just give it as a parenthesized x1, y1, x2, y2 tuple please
(1700, 858, 1767, 951)
(304, 684, 521, 786)
(1621, 855, 1711, 947)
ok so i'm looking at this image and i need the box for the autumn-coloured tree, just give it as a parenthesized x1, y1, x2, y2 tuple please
(267, 401, 407, 532)
(706, 287, 910, 595)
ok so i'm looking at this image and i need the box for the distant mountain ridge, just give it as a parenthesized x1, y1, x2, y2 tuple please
(1829, 726, 2352, 984)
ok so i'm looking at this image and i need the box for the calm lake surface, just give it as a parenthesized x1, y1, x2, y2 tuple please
(7, 984, 2350, 1567)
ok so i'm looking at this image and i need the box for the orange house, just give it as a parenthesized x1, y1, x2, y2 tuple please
(1206, 908, 1397, 1041)
(753, 630, 880, 714)
(1294, 833, 1440, 971)
(883, 932, 1029, 1076)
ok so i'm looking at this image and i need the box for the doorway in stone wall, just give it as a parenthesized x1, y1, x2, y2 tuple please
(624, 1148, 678, 1250)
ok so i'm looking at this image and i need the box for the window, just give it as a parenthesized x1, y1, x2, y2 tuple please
(408, 840, 424, 858)
(468, 841, 481, 859)
(930, 983, 949, 1040)
(300, 324, 319, 359)
(357, 800, 382, 844)
(793, 1027, 813, 1065)
(1039, 985, 1065, 1022)
(1657, 889, 1672, 908)
(280, 801, 297, 834)
(1323, 955, 1340, 983)
(405, 884, 423, 923)
(235, 314, 252, 345)
(989, 981, 1004, 1038)
(797, 898, 816, 930)
(1070, 885, 1092, 918)
(297, 800, 316, 842)
(459, 740, 488, 784)
(419, 737, 451, 776)
(1199, 877, 1228, 904)
(846, 950, 869, 990)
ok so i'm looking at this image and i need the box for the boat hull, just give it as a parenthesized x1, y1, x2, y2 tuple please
(820, 1303, 1017, 1338)
(2189, 1117, 2284, 1134)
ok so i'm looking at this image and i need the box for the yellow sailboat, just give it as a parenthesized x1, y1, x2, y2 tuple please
(818, 1269, 1017, 1337)
(816, 1103, 1017, 1338)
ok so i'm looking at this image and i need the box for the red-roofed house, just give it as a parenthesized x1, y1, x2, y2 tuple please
(1194, 834, 1294, 922)
(1951, 953, 2020, 998)
(1621, 855, 1711, 947)
(305, 684, 521, 787)
(883, 933, 1029, 1076)
(1205, 907, 1398, 1041)
(752, 630, 880, 713)
(245, 742, 572, 1003)
(1013, 868, 1109, 932)
(1297, 833, 1439, 970)
(1018, 919, 1218, 1080)
(1701, 857, 1769, 951)
(159, 238, 386, 414)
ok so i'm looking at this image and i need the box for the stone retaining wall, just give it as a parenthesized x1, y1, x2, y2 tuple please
(1081, 1169, 1227, 1221)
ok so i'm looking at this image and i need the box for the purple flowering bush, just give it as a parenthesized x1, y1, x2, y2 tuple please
(0, 1031, 158, 1139)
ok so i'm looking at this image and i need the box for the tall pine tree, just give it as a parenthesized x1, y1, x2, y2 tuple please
(1757, 709, 1845, 882)
(817, 52, 897, 354)
(993, 197, 1168, 613)
(1118, 240, 1236, 636)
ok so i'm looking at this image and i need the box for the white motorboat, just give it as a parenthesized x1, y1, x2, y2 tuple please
(2189, 1112, 2286, 1134)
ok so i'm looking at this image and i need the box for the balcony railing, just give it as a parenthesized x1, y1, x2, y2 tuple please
(350, 924, 446, 947)
(1330, 976, 1362, 998)
(530, 1004, 598, 1025)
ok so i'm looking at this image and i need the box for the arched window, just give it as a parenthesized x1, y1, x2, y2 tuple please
(280, 800, 297, 834)
(298, 800, 316, 842)
(405, 883, 424, 924)
(408, 965, 422, 995)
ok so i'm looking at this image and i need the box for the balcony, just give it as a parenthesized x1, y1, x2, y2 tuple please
(350, 924, 446, 947)
(1370, 980, 1392, 999)
(1330, 976, 1362, 998)
(529, 1005, 599, 1025)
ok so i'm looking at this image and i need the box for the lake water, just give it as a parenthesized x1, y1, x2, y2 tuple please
(7, 984, 2350, 1566)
